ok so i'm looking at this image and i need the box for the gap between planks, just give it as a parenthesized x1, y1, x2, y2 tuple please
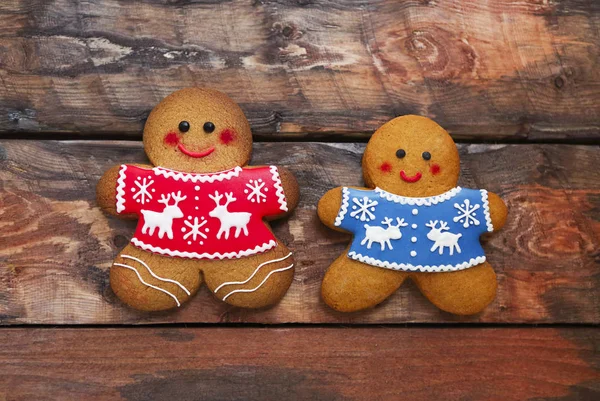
(1, 132, 600, 145)
(0, 322, 598, 329)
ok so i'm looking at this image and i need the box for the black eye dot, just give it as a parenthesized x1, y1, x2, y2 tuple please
(396, 149, 406, 159)
(178, 121, 190, 133)
(422, 151, 431, 160)
(203, 122, 215, 133)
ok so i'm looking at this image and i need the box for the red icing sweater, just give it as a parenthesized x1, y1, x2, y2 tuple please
(115, 165, 288, 260)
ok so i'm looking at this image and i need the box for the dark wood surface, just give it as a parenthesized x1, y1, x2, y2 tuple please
(1, 1, 599, 397)
(0, 327, 598, 401)
(0, 0, 598, 140)
(1, 140, 598, 324)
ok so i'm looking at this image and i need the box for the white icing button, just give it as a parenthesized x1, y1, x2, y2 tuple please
(410, 250, 417, 257)
(412, 224, 418, 229)
(411, 237, 417, 243)
(187, 241, 192, 245)
(412, 209, 418, 215)
(195, 206, 199, 210)
(194, 196, 199, 200)
(194, 185, 200, 191)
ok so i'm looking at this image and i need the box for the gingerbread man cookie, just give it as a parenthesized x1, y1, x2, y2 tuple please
(318, 116, 507, 315)
(97, 88, 299, 311)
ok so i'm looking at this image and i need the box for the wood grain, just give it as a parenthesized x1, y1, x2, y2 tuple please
(0, 0, 598, 140)
(0, 327, 598, 401)
(0, 140, 598, 324)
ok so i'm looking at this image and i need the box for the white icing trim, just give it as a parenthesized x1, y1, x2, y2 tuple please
(153, 166, 243, 183)
(113, 263, 181, 307)
(481, 189, 494, 232)
(121, 254, 191, 295)
(334, 187, 350, 226)
(214, 252, 293, 293)
(115, 164, 127, 213)
(131, 237, 277, 260)
(222, 263, 294, 301)
(347, 251, 486, 273)
(269, 165, 288, 212)
(374, 186, 462, 206)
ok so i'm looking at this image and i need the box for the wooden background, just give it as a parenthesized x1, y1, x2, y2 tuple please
(0, 0, 598, 399)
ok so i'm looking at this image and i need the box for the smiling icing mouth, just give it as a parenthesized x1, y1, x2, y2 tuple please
(177, 143, 215, 158)
(400, 170, 422, 183)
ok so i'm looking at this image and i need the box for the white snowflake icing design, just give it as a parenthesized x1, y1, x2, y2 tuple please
(349, 197, 378, 222)
(244, 178, 268, 203)
(182, 216, 208, 242)
(453, 199, 480, 228)
(133, 176, 154, 204)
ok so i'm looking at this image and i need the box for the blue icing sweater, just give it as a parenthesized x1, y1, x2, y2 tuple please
(334, 187, 494, 272)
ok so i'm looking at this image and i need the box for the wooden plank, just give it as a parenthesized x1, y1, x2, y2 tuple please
(0, 0, 598, 140)
(0, 327, 598, 400)
(1, 141, 598, 324)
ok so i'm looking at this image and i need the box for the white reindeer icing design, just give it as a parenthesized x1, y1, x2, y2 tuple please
(208, 191, 251, 239)
(361, 217, 408, 251)
(141, 191, 187, 239)
(426, 220, 462, 255)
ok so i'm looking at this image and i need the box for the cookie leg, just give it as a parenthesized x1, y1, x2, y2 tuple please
(322, 252, 409, 312)
(412, 262, 497, 315)
(203, 242, 294, 309)
(110, 244, 202, 311)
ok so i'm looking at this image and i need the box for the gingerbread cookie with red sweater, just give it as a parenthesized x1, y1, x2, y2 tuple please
(318, 115, 507, 315)
(97, 88, 299, 311)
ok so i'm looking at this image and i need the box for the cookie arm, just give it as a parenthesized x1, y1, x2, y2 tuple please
(261, 165, 299, 221)
(96, 164, 150, 219)
(487, 191, 507, 231)
(277, 166, 300, 214)
(317, 187, 345, 231)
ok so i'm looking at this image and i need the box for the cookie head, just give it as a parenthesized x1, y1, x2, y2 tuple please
(143, 88, 253, 173)
(363, 115, 460, 197)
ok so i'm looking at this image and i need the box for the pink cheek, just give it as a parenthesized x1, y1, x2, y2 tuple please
(430, 163, 441, 175)
(379, 161, 393, 173)
(219, 128, 236, 145)
(164, 132, 180, 146)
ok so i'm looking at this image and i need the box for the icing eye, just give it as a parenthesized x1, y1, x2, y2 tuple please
(396, 149, 406, 159)
(422, 151, 431, 160)
(203, 122, 216, 133)
(178, 121, 190, 133)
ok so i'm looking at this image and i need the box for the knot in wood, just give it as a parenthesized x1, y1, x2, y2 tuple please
(406, 30, 447, 73)
(282, 25, 294, 38)
(404, 28, 479, 80)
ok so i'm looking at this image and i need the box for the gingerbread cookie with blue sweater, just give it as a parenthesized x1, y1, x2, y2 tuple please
(318, 115, 507, 315)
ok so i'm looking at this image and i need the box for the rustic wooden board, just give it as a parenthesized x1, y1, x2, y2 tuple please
(0, 0, 598, 140)
(1, 140, 598, 324)
(0, 327, 598, 400)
